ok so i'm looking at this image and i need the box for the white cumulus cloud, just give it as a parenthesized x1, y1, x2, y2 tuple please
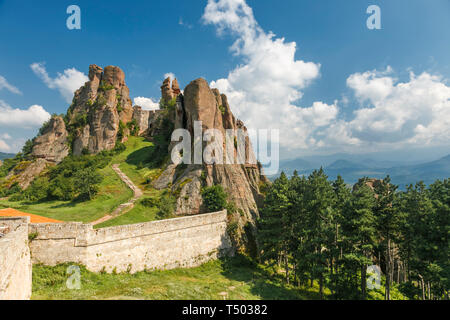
(203, 0, 335, 150)
(0, 75, 21, 94)
(133, 97, 160, 111)
(0, 138, 11, 152)
(164, 73, 176, 81)
(202, 0, 450, 154)
(30, 62, 88, 103)
(0, 100, 51, 129)
(346, 69, 450, 146)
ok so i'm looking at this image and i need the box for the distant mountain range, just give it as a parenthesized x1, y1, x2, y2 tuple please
(274, 154, 450, 190)
(0, 152, 15, 161)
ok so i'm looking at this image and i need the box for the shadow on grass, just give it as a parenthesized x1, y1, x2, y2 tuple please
(219, 254, 320, 300)
(49, 199, 83, 209)
(125, 146, 156, 167)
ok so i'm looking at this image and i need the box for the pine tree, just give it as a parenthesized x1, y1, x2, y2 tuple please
(373, 176, 399, 300)
(257, 172, 291, 273)
(303, 168, 335, 299)
(329, 175, 351, 296)
(341, 183, 376, 299)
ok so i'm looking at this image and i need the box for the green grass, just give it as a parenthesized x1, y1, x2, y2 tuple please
(0, 165, 132, 223)
(0, 137, 162, 224)
(31, 254, 407, 300)
(94, 203, 159, 228)
(31, 255, 322, 300)
(111, 137, 163, 189)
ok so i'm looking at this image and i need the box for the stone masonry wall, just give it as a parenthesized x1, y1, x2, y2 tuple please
(29, 211, 232, 273)
(0, 217, 32, 300)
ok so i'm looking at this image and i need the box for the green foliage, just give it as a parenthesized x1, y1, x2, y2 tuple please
(113, 142, 126, 153)
(201, 185, 228, 212)
(32, 255, 320, 300)
(28, 232, 38, 241)
(257, 170, 449, 300)
(17, 153, 113, 203)
(98, 80, 115, 91)
(23, 177, 51, 202)
(0, 157, 21, 178)
(159, 97, 177, 110)
(127, 119, 140, 136)
(38, 119, 52, 136)
(69, 113, 88, 132)
(218, 104, 225, 115)
(73, 167, 103, 201)
(157, 192, 176, 219)
(140, 196, 160, 208)
(21, 139, 34, 156)
(0, 182, 21, 198)
(117, 120, 126, 142)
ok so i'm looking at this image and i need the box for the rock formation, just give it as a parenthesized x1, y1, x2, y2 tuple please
(152, 77, 267, 251)
(3, 116, 70, 189)
(3, 65, 139, 190)
(160, 77, 181, 102)
(31, 116, 69, 163)
(1, 67, 267, 252)
(69, 65, 134, 155)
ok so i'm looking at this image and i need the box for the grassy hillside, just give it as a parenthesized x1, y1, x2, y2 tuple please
(0, 137, 164, 225)
(0, 164, 133, 223)
(32, 256, 322, 300)
(31, 255, 406, 300)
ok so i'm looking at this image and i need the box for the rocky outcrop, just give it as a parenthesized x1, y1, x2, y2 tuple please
(5, 159, 48, 190)
(31, 116, 69, 163)
(161, 77, 181, 103)
(69, 65, 134, 155)
(2, 64, 138, 190)
(152, 78, 266, 252)
(4, 116, 69, 190)
(132, 106, 150, 135)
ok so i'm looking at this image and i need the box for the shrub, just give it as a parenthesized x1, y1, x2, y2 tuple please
(157, 193, 176, 219)
(127, 119, 140, 136)
(73, 167, 103, 201)
(99, 80, 115, 91)
(201, 185, 228, 212)
(0, 182, 22, 198)
(141, 197, 159, 208)
(28, 232, 38, 241)
(117, 121, 126, 141)
(114, 142, 126, 153)
(24, 177, 50, 202)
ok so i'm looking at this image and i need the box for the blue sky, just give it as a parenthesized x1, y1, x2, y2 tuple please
(0, 0, 449, 160)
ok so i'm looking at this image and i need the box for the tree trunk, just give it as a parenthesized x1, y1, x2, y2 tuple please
(385, 238, 391, 300)
(361, 264, 367, 300)
(284, 254, 290, 285)
(419, 275, 425, 300)
(319, 275, 324, 300)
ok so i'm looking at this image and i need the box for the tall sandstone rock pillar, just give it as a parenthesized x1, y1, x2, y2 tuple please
(153, 77, 266, 253)
(70, 65, 134, 155)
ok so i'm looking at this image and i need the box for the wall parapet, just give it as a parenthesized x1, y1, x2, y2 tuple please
(0, 217, 32, 300)
(29, 210, 232, 273)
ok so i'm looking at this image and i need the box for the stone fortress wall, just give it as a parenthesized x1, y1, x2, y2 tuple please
(29, 210, 232, 273)
(0, 210, 231, 299)
(0, 217, 32, 300)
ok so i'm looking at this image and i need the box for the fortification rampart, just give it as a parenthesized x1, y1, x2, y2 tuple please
(28, 210, 232, 273)
(0, 217, 32, 300)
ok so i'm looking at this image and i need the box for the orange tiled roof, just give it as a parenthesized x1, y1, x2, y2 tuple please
(0, 208, 62, 223)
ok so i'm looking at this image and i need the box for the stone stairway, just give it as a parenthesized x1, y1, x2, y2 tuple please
(91, 164, 143, 226)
